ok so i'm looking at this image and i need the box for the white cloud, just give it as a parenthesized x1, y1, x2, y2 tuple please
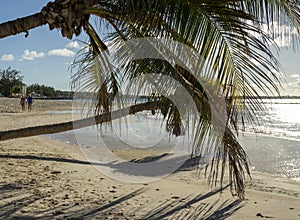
(48, 48, 75, 57)
(22, 49, 45, 60)
(281, 81, 300, 96)
(1, 54, 14, 61)
(290, 74, 300, 78)
(66, 41, 80, 49)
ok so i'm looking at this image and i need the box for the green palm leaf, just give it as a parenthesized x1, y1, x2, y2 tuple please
(71, 0, 300, 199)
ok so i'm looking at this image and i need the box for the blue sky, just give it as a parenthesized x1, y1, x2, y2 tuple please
(0, 0, 300, 95)
(0, 0, 86, 91)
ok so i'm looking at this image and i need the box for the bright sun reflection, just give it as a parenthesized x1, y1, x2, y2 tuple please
(272, 104, 300, 124)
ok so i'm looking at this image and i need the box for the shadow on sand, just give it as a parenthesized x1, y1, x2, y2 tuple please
(0, 153, 242, 219)
(0, 152, 204, 177)
(0, 184, 242, 219)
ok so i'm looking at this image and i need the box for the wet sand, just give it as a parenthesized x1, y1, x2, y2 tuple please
(0, 97, 300, 219)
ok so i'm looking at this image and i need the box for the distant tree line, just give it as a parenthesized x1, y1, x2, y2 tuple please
(0, 67, 73, 99)
(27, 83, 73, 99)
(27, 83, 58, 98)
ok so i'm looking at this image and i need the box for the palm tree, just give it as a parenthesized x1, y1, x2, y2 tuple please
(1, 0, 300, 199)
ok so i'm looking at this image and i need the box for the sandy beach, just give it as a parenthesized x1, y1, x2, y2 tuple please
(1, 97, 300, 219)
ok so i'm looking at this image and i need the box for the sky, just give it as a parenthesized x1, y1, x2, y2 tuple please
(0, 0, 86, 91)
(0, 0, 300, 95)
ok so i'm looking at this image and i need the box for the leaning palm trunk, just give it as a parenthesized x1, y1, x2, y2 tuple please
(0, 101, 158, 141)
(0, 99, 250, 198)
(0, 0, 99, 39)
(0, 13, 46, 39)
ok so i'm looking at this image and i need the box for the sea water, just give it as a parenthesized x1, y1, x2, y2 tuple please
(237, 98, 300, 181)
(47, 98, 300, 181)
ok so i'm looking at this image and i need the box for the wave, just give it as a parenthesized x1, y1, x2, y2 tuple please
(238, 130, 300, 143)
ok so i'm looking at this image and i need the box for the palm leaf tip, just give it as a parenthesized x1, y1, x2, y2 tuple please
(71, 0, 300, 200)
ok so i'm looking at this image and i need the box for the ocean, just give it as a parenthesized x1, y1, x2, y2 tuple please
(238, 98, 300, 181)
(47, 98, 300, 181)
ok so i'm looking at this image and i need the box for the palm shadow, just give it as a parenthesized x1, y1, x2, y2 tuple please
(0, 153, 204, 177)
(0, 183, 146, 220)
(62, 186, 243, 219)
(1, 185, 242, 219)
(139, 196, 243, 219)
(0, 154, 94, 165)
(1, 153, 243, 219)
(0, 180, 50, 219)
(130, 185, 243, 219)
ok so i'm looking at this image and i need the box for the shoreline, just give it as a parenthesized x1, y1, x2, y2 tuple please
(238, 132, 300, 180)
(45, 126, 300, 181)
(48, 132, 300, 183)
(1, 98, 300, 219)
(1, 97, 299, 180)
(239, 130, 300, 143)
(1, 135, 300, 219)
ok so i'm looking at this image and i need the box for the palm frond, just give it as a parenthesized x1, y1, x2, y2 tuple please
(70, 0, 300, 198)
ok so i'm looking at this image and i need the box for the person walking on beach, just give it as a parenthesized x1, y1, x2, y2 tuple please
(20, 95, 26, 111)
(27, 94, 34, 112)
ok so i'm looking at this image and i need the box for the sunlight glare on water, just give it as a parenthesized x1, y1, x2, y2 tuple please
(272, 103, 300, 124)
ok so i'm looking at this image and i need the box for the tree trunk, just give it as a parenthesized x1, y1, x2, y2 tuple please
(0, 13, 46, 39)
(0, 0, 101, 39)
(0, 101, 158, 141)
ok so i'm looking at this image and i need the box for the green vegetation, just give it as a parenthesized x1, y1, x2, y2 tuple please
(0, 67, 23, 97)
(27, 83, 58, 98)
(0, 67, 73, 99)
(27, 83, 73, 99)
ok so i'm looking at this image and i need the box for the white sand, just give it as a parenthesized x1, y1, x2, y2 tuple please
(0, 98, 300, 219)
